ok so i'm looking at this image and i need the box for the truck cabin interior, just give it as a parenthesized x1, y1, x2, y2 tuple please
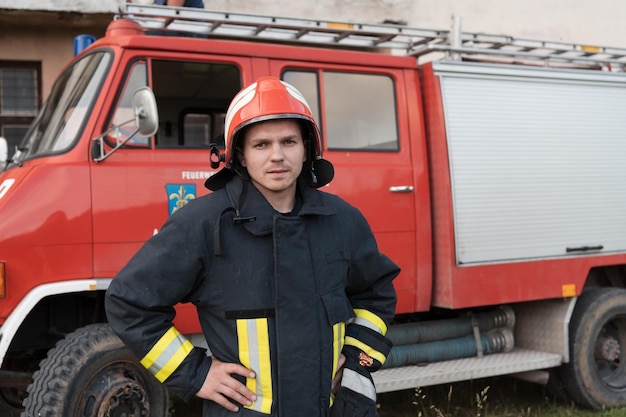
(106, 59, 241, 151)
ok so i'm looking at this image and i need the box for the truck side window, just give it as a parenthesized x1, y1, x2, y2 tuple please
(151, 60, 239, 148)
(281, 71, 321, 124)
(107, 60, 149, 146)
(177, 110, 226, 148)
(284, 70, 399, 152)
(17, 51, 111, 161)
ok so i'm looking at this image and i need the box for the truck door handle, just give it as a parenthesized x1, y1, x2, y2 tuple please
(389, 186, 414, 193)
(566, 245, 604, 253)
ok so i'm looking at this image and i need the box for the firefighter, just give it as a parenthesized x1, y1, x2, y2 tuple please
(105, 76, 399, 416)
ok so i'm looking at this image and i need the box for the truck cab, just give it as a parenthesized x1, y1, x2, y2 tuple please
(0, 9, 425, 415)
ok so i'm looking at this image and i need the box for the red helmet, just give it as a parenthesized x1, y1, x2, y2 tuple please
(205, 76, 333, 190)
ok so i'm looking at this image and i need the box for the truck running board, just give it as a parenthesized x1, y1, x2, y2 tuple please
(373, 348, 562, 393)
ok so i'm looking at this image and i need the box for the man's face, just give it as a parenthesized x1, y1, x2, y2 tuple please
(239, 119, 306, 201)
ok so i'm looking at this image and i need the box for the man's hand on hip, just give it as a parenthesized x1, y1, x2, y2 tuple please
(196, 356, 257, 412)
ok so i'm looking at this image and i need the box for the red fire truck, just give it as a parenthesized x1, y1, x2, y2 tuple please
(2, 3, 626, 415)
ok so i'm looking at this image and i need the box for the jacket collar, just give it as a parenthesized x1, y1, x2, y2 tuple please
(223, 175, 336, 236)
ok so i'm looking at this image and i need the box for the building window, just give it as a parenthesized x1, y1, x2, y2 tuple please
(0, 61, 41, 160)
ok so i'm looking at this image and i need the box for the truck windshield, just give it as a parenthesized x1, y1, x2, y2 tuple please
(12, 51, 111, 164)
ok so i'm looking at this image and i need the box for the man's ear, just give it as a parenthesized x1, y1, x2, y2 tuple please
(303, 138, 310, 163)
(237, 149, 246, 167)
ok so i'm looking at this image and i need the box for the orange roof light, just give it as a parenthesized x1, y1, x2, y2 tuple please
(581, 45, 601, 53)
(325, 22, 355, 30)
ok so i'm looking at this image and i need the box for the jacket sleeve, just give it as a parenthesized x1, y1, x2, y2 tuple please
(343, 205, 400, 370)
(105, 204, 212, 401)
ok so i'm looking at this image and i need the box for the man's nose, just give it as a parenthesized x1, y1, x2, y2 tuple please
(270, 142, 284, 160)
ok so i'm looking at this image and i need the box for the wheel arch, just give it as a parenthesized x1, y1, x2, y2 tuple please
(0, 279, 112, 368)
(585, 265, 626, 289)
(513, 265, 626, 364)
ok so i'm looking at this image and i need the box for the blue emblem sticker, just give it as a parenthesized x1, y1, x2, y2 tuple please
(166, 184, 196, 215)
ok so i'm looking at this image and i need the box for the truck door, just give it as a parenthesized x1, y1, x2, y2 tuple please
(270, 65, 418, 313)
(90, 55, 247, 327)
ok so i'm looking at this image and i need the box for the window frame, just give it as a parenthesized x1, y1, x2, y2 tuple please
(282, 68, 400, 153)
(103, 58, 151, 149)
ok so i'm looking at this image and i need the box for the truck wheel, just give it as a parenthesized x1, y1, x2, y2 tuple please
(561, 287, 626, 409)
(20, 323, 170, 417)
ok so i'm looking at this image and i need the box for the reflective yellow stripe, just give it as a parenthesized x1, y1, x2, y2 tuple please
(140, 326, 194, 382)
(344, 335, 386, 365)
(255, 319, 272, 414)
(237, 318, 273, 414)
(332, 322, 345, 378)
(236, 320, 253, 391)
(353, 308, 387, 335)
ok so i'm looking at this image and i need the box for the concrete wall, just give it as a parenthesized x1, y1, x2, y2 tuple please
(2, 0, 625, 47)
(1, 0, 626, 98)
(0, 0, 119, 13)
(0, 10, 109, 100)
(203, 0, 626, 49)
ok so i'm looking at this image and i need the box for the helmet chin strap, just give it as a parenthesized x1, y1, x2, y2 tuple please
(310, 165, 319, 187)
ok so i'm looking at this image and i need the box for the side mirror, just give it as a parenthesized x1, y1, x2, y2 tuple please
(133, 86, 159, 137)
(92, 87, 159, 162)
(0, 137, 7, 170)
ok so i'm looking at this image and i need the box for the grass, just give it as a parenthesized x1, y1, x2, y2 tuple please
(172, 375, 626, 416)
(376, 377, 626, 417)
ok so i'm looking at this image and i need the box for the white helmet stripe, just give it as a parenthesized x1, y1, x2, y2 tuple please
(281, 80, 312, 112)
(223, 81, 258, 146)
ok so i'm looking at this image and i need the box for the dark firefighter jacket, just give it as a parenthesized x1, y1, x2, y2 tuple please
(105, 175, 399, 417)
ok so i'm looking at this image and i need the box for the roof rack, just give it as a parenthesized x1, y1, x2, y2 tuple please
(119, 3, 626, 71)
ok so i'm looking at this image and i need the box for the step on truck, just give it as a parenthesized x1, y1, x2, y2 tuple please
(2, 3, 626, 415)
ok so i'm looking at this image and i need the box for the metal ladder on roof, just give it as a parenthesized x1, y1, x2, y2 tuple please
(119, 3, 626, 71)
